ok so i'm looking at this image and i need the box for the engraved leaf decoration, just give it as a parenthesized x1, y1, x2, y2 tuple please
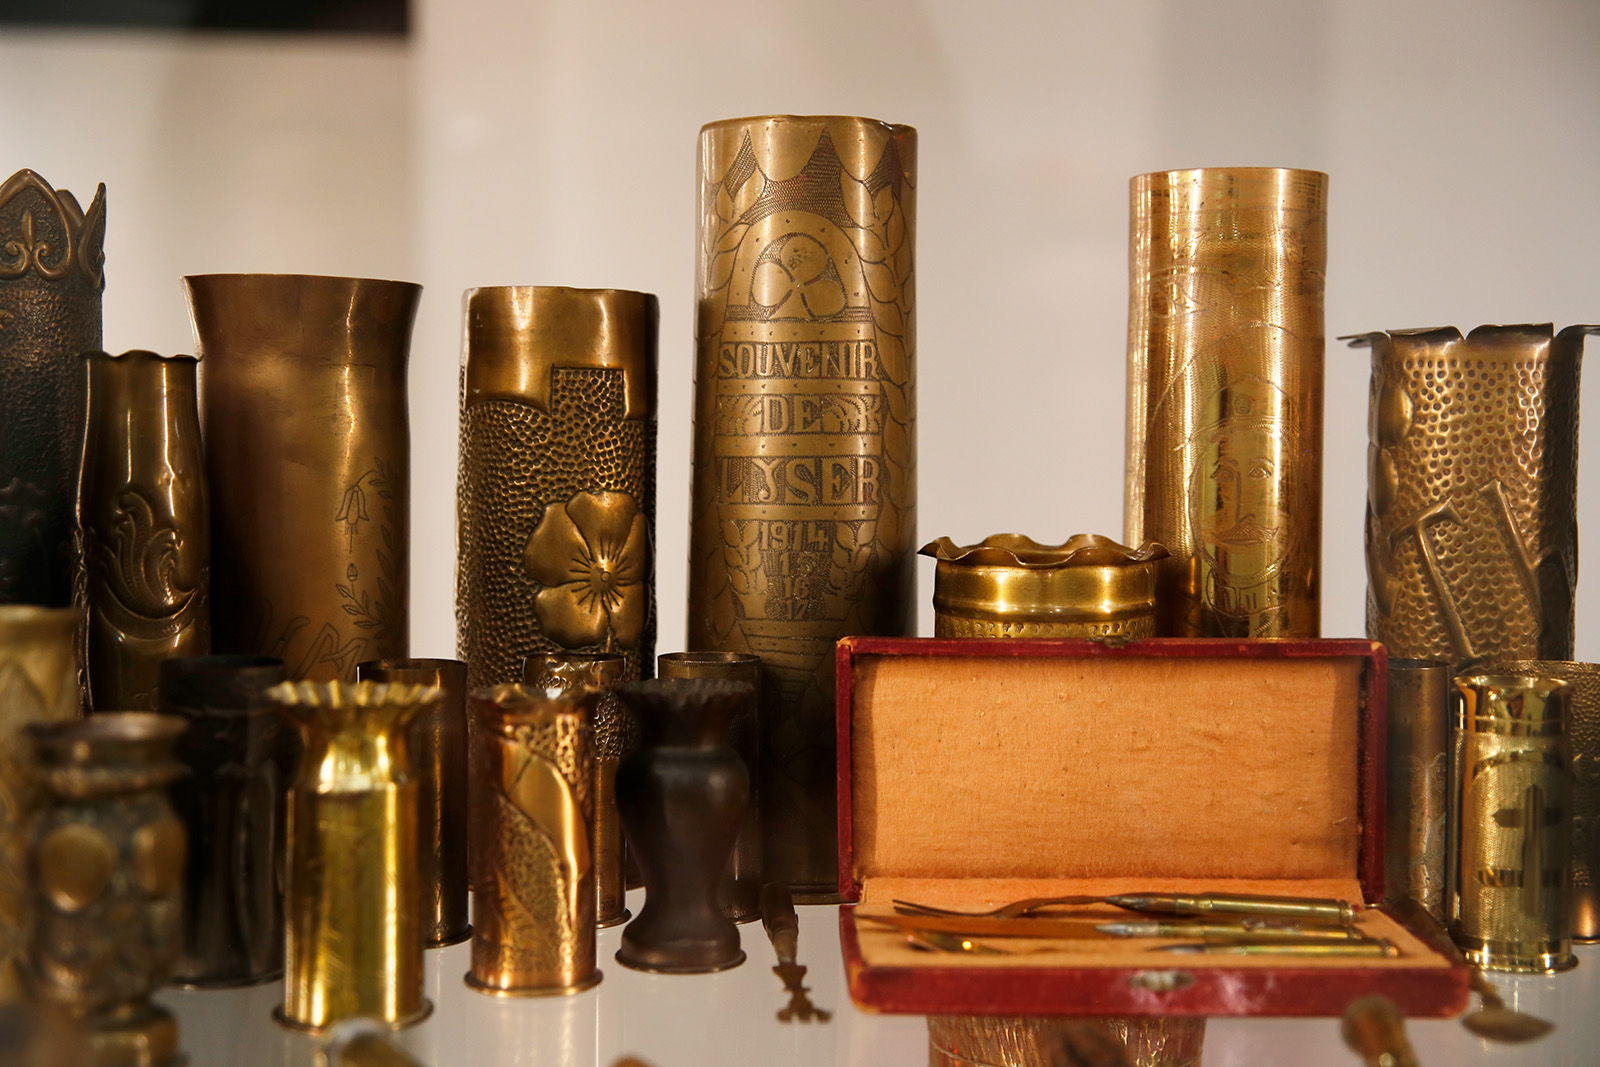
(505, 746, 589, 924)
(715, 183, 734, 224)
(708, 248, 738, 291)
(840, 170, 875, 230)
(875, 333, 910, 388)
(492, 790, 563, 961)
(883, 410, 913, 468)
(873, 299, 905, 337)
(872, 184, 895, 224)
(850, 226, 889, 265)
(732, 174, 764, 220)
(862, 260, 899, 305)
(884, 204, 906, 257)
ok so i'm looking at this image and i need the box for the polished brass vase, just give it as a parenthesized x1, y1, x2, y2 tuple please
(186, 274, 419, 682)
(0, 169, 104, 608)
(689, 115, 918, 897)
(270, 680, 439, 1032)
(457, 285, 657, 691)
(79, 350, 209, 712)
(1352, 325, 1593, 665)
(1384, 659, 1451, 921)
(1125, 167, 1327, 639)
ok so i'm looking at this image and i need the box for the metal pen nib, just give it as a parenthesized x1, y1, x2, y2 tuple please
(1105, 892, 1356, 926)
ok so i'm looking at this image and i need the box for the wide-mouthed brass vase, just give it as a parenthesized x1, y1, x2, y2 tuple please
(457, 286, 657, 691)
(1352, 325, 1593, 666)
(270, 680, 439, 1032)
(0, 169, 104, 608)
(1383, 659, 1452, 921)
(1125, 167, 1327, 639)
(689, 115, 918, 897)
(79, 350, 209, 712)
(186, 274, 418, 682)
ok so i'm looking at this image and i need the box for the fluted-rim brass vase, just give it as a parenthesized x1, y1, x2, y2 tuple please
(187, 273, 418, 682)
(79, 350, 209, 712)
(689, 115, 918, 898)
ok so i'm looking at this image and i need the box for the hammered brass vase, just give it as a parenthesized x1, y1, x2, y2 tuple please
(79, 350, 209, 712)
(457, 286, 657, 691)
(1125, 167, 1327, 639)
(270, 680, 439, 1032)
(689, 115, 918, 897)
(1383, 658, 1452, 921)
(0, 169, 104, 608)
(24, 713, 186, 1066)
(186, 274, 418, 682)
(1352, 325, 1594, 666)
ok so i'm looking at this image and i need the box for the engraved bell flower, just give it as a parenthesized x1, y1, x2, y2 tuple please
(525, 491, 649, 651)
(751, 234, 847, 320)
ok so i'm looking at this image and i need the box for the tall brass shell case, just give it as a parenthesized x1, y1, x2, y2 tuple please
(1351, 325, 1593, 665)
(0, 170, 104, 608)
(689, 115, 918, 896)
(457, 286, 657, 691)
(270, 680, 439, 1033)
(1383, 658, 1452, 920)
(465, 684, 600, 996)
(186, 274, 418, 682)
(1125, 167, 1327, 638)
(1449, 673, 1575, 973)
(79, 350, 209, 712)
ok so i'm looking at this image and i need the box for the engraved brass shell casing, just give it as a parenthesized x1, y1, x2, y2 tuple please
(357, 657, 470, 948)
(186, 274, 419, 682)
(1384, 659, 1452, 921)
(689, 115, 917, 897)
(1351, 325, 1594, 666)
(1125, 167, 1327, 639)
(0, 169, 104, 609)
(926, 1015, 1206, 1067)
(270, 680, 439, 1033)
(79, 350, 209, 712)
(465, 684, 600, 996)
(920, 534, 1167, 641)
(457, 286, 657, 691)
(1449, 673, 1575, 973)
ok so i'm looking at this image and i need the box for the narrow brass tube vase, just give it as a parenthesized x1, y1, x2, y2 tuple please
(689, 115, 918, 897)
(1352, 325, 1594, 665)
(1125, 167, 1327, 639)
(465, 684, 601, 996)
(1384, 658, 1452, 920)
(186, 274, 419, 681)
(269, 680, 440, 1033)
(79, 350, 209, 712)
(0, 169, 104, 608)
(457, 286, 657, 690)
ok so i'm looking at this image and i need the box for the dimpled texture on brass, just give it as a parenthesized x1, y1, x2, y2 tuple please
(0, 169, 104, 609)
(79, 351, 209, 713)
(1352, 325, 1593, 666)
(187, 274, 418, 682)
(689, 116, 917, 897)
(1125, 168, 1326, 639)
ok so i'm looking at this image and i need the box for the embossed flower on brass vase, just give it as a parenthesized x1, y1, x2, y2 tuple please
(525, 491, 648, 651)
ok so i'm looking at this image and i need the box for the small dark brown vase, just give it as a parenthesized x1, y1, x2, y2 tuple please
(613, 678, 751, 974)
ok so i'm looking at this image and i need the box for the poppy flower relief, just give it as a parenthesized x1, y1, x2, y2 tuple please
(524, 490, 649, 651)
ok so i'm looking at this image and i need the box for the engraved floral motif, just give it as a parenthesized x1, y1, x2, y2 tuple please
(524, 491, 648, 651)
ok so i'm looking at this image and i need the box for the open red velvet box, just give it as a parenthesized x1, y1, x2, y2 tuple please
(834, 636, 1470, 1017)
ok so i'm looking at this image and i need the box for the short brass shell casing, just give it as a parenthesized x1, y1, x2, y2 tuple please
(1384, 659, 1452, 921)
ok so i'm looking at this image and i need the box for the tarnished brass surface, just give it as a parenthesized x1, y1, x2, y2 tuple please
(465, 684, 600, 996)
(1498, 660, 1600, 942)
(0, 169, 104, 608)
(269, 681, 439, 1033)
(1125, 167, 1327, 638)
(457, 286, 657, 692)
(689, 115, 918, 897)
(1341, 995, 1419, 1067)
(357, 658, 470, 948)
(1352, 325, 1594, 665)
(1450, 673, 1575, 973)
(926, 1015, 1204, 1067)
(186, 274, 418, 682)
(1385, 659, 1452, 920)
(921, 534, 1167, 641)
(79, 350, 209, 712)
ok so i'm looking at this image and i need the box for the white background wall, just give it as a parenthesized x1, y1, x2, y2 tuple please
(4, 0, 1599, 662)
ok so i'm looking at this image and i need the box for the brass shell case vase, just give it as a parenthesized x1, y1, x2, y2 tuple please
(186, 274, 419, 682)
(1352, 325, 1593, 665)
(1383, 658, 1452, 921)
(24, 712, 186, 1066)
(1125, 167, 1327, 639)
(0, 169, 104, 608)
(79, 350, 209, 712)
(465, 684, 601, 996)
(689, 115, 918, 897)
(270, 680, 439, 1032)
(522, 651, 632, 928)
(356, 657, 470, 948)
(160, 654, 293, 987)
(457, 286, 658, 690)
(927, 1015, 1205, 1067)
(921, 534, 1167, 640)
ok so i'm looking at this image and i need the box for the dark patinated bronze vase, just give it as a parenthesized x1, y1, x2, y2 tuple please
(80, 350, 209, 712)
(0, 169, 104, 608)
(186, 274, 418, 682)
